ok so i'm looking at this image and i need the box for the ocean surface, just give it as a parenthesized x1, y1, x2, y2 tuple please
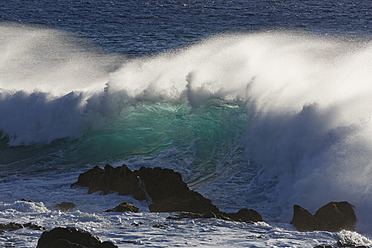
(1, 0, 372, 247)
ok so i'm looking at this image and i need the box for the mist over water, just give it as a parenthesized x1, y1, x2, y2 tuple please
(2, 24, 372, 234)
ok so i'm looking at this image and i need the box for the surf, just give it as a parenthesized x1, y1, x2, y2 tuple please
(2, 24, 372, 234)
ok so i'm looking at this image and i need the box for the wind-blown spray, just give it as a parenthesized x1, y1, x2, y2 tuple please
(1, 25, 372, 233)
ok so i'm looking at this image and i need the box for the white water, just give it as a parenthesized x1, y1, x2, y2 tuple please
(0, 198, 370, 248)
(2, 25, 372, 246)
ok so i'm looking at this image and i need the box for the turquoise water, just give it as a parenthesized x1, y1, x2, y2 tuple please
(2, 1, 372, 246)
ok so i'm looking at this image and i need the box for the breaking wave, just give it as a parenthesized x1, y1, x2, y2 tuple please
(2, 24, 372, 233)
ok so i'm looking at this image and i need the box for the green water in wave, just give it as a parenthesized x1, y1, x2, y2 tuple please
(0, 100, 249, 182)
(74, 100, 248, 174)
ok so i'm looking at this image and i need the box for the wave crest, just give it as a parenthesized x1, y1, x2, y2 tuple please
(3, 25, 372, 232)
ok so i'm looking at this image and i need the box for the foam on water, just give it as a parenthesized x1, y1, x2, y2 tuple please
(0, 199, 359, 248)
(106, 32, 372, 234)
(2, 24, 372, 245)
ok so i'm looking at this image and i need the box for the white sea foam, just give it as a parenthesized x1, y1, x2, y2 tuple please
(2, 24, 372, 242)
(111, 32, 372, 234)
(0, 199, 360, 248)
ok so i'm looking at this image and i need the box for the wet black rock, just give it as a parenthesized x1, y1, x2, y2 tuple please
(71, 165, 146, 200)
(72, 164, 220, 214)
(0, 222, 24, 231)
(72, 164, 262, 223)
(291, 201, 356, 232)
(46, 239, 86, 248)
(104, 201, 139, 213)
(315, 202, 356, 232)
(221, 208, 263, 223)
(36, 227, 117, 248)
(0, 222, 45, 235)
(291, 205, 317, 231)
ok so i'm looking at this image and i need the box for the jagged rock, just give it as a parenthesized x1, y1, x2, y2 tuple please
(37, 227, 100, 248)
(72, 164, 262, 222)
(101, 241, 120, 248)
(139, 167, 219, 213)
(56, 202, 77, 212)
(46, 238, 86, 248)
(291, 205, 317, 231)
(315, 201, 356, 232)
(136, 166, 191, 203)
(72, 164, 220, 214)
(36, 227, 117, 248)
(0, 222, 45, 234)
(105, 202, 139, 213)
(221, 208, 263, 223)
(291, 201, 356, 232)
(71, 165, 146, 200)
(148, 193, 219, 213)
(0, 222, 24, 231)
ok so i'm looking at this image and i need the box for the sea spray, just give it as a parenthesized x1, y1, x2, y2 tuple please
(2, 25, 372, 234)
(0, 24, 117, 93)
(110, 31, 372, 233)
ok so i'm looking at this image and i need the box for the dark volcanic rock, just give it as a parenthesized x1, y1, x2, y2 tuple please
(72, 164, 220, 214)
(221, 208, 263, 223)
(138, 167, 220, 214)
(105, 202, 139, 213)
(148, 191, 219, 213)
(0, 222, 45, 234)
(136, 167, 189, 202)
(56, 202, 76, 212)
(71, 165, 146, 200)
(291, 201, 356, 232)
(46, 238, 86, 248)
(291, 205, 317, 231)
(72, 164, 262, 222)
(37, 227, 100, 248)
(315, 201, 356, 232)
(36, 227, 117, 248)
(0, 222, 24, 231)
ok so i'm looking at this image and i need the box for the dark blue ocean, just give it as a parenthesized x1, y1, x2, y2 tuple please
(2, 0, 372, 56)
(2, 1, 372, 247)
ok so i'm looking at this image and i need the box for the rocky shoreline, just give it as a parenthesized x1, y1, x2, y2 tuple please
(1, 164, 365, 248)
(70, 164, 357, 230)
(70, 164, 263, 223)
